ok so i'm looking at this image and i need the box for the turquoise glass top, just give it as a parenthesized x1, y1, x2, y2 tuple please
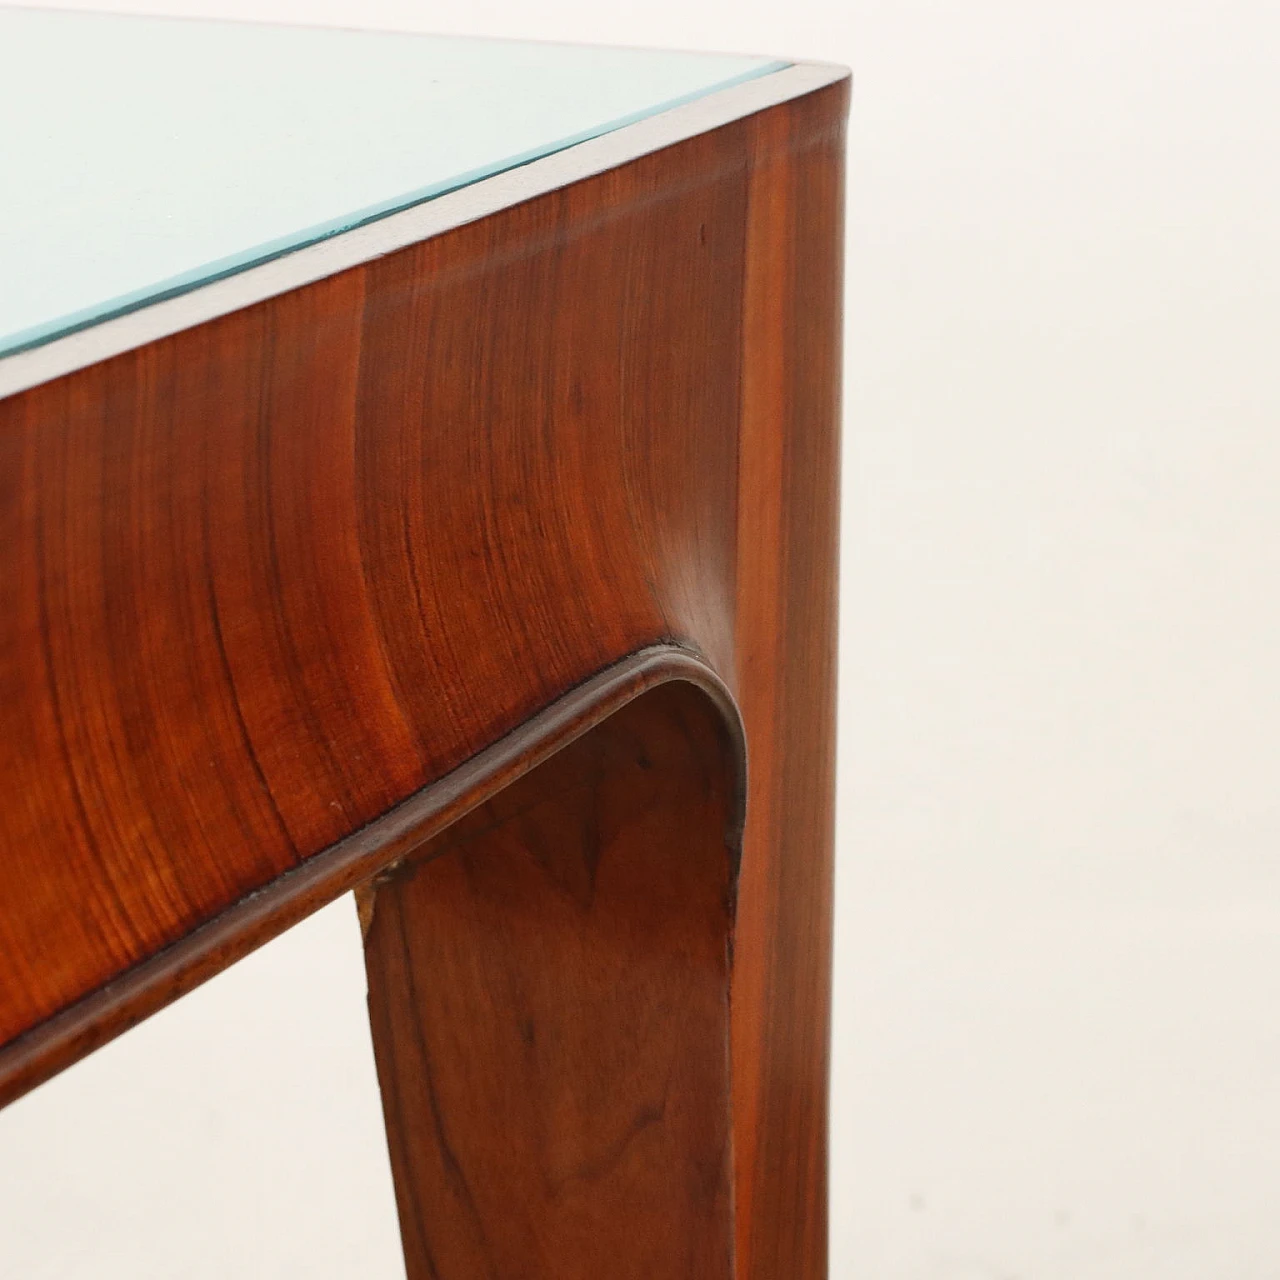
(0, 8, 782, 358)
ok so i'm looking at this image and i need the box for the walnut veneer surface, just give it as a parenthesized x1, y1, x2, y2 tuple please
(0, 57, 847, 1279)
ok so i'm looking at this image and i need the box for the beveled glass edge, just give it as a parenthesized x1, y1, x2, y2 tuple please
(0, 58, 788, 362)
(0, 61, 849, 401)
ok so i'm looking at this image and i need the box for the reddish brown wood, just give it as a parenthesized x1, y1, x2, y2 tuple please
(362, 682, 739, 1279)
(0, 78, 847, 1277)
(0, 650, 737, 1108)
(732, 87, 846, 1279)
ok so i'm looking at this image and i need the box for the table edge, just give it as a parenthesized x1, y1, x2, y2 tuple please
(0, 59, 848, 402)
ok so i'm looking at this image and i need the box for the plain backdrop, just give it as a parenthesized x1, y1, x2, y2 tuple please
(3, 1, 1280, 1277)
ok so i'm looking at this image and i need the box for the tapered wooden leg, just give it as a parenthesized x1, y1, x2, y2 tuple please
(360, 682, 740, 1280)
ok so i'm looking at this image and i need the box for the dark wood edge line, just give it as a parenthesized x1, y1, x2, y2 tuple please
(0, 643, 746, 1109)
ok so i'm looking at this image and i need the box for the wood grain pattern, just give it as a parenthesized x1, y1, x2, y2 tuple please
(0, 649, 738, 1109)
(0, 77, 847, 1277)
(363, 682, 738, 1279)
(732, 85, 846, 1280)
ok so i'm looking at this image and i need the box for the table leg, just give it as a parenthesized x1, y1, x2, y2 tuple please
(362, 681, 739, 1279)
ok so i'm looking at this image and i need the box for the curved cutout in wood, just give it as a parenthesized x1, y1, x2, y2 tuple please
(0, 648, 742, 1114)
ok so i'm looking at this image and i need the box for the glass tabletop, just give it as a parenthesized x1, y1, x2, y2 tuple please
(0, 8, 783, 360)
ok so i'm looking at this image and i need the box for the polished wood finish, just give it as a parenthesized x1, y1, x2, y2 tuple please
(363, 682, 738, 1279)
(0, 77, 847, 1277)
(732, 88, 846, 1278)
(0, 650, 738, 1108)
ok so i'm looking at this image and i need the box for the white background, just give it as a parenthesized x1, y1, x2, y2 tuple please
(3, 2, 1280, 1277)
